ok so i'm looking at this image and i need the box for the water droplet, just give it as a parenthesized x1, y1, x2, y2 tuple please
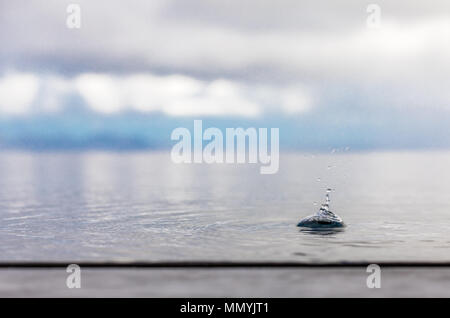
(316, 177, 321, 182)
(297, 189, 344, 229)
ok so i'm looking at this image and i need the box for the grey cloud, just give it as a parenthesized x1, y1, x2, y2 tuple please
(1, 1, 450, 123)
(1, 0, 450, 80)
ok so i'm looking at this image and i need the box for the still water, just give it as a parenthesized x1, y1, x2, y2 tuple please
(0, 151, 449, 262)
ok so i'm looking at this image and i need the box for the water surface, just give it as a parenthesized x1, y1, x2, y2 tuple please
(1, 151, 449, 262)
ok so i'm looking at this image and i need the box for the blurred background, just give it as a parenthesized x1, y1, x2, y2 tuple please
(1, 0, 450, 151)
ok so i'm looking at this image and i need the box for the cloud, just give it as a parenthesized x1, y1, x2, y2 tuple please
(39, 75, 74, 113)
(0, 72, 39, 115)
(0, 72, 313, 117)
(2, 0, 450, 83)
(162, 79, 262, 117)
(75, 73, 124, 114)
(2, 1, 450, 117)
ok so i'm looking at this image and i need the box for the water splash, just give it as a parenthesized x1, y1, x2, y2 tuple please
(323, 188, 331, 209)
(297, 188, 344, 229)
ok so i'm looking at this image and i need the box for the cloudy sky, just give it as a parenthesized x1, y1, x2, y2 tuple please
(0, 0, 449, 149)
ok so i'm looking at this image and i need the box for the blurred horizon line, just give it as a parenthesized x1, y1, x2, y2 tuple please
(0, 111, 449, 152)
